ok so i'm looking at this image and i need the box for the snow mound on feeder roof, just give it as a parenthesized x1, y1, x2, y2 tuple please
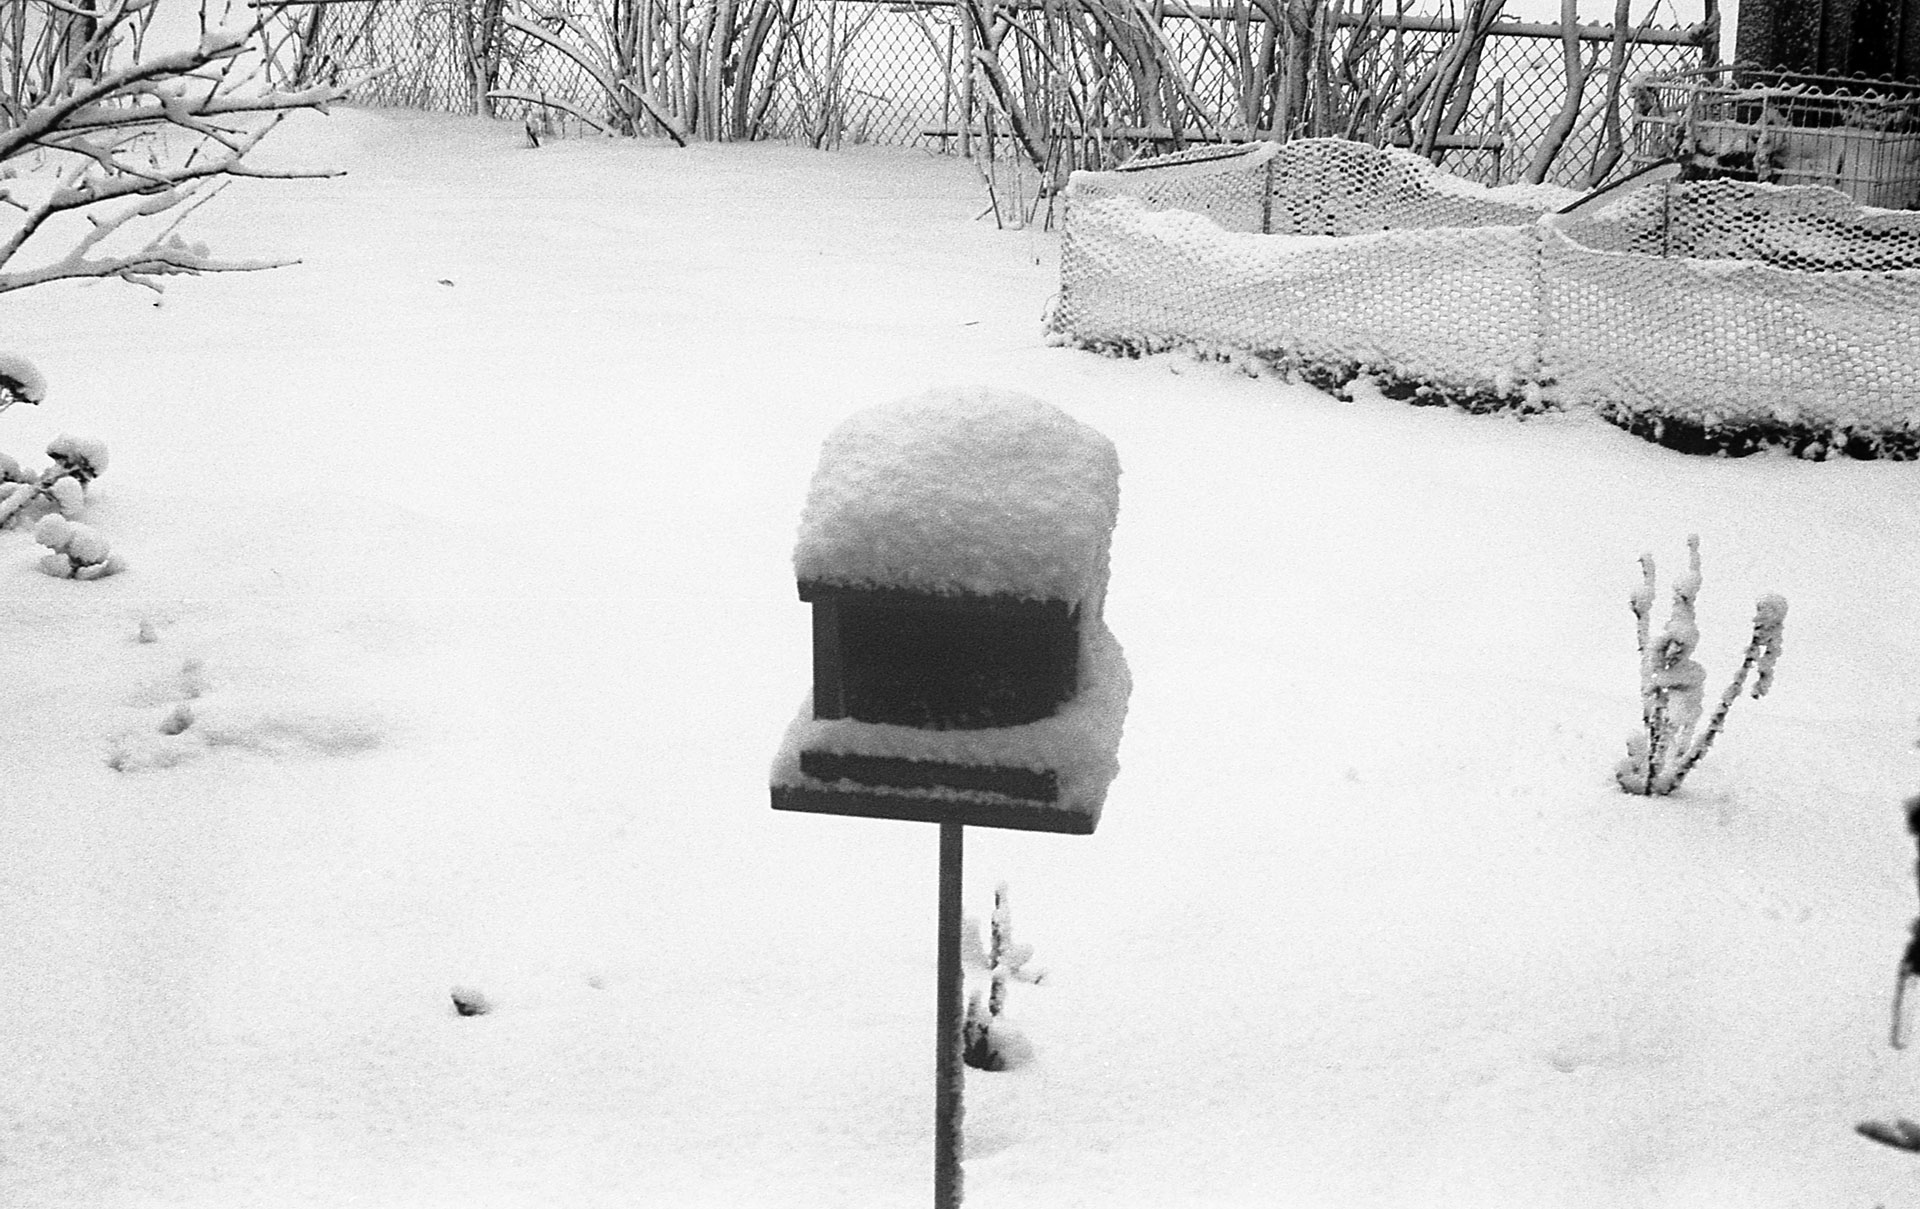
(794, 388, 1121, 605)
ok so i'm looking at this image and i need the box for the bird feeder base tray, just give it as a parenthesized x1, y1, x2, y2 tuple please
(771, 783, 1096, 835)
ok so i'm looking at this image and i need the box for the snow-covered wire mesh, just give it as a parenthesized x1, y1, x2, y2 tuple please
(1053, 138, 1920, 459)
(1547, 187, 1920, 453)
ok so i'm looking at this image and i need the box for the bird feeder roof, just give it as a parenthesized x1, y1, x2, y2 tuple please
(793, 388, 1121, 606)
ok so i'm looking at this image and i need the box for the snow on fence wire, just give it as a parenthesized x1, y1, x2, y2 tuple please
(1051, 139, 1920, 459)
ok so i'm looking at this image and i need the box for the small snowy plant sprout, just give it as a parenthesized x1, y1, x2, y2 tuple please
(961, 882, 1046, 1072)
(1615, 535, 1787, 796)
(35, 514, 123, 580)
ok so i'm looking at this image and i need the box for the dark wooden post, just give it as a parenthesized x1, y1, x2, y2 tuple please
(935, 822, 965, 1209)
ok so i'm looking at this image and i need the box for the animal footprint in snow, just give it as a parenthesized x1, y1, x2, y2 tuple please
(124, 656, 205, 707)
(107, 656, 207, 770)
(108, 652, 386, 773)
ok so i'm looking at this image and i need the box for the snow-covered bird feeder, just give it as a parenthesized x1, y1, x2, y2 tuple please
(772, 387, 1127, 1207)
(771, 387, 1129, 836)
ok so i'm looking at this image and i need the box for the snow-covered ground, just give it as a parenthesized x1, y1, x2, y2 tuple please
(3, 106, 1919, 1208)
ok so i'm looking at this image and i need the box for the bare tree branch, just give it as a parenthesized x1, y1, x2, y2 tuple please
(487, 87, 622, 137)
(0, 244, 294, 294)
(0, 2, 354, 297)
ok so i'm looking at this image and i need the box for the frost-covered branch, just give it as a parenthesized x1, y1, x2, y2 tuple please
(0, 121, 302, 292)
(487, 88, 622, 139)
(491, 10, 688, 144)
(0, 1, 358, 296)
(1660, 592, 1786, 789)
(1615, 535, 1787, 796)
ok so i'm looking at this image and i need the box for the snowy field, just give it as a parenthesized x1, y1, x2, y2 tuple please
(4, 106, 1920, 1208)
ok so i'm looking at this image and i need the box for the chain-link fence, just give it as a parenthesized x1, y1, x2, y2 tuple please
(1429, 27, 1704, 185)
(759, 4, 959, 147)
(305, 0, 1706, 186)
(1053, 138, 1920, 458)
(312, 0, 593, 126)
(313, 0, 964, 144)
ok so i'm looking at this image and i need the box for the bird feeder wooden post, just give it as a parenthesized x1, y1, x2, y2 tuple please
(771, 389, 1129, 1209)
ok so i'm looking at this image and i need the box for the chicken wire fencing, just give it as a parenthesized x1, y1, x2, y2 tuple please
(1052, 138, 1920, 459)
(299, 0, 1706, 187)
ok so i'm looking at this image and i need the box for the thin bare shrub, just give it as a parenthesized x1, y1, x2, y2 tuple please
(936, 0, 1708, 216)
(487, 0, 808, 142)
(951, 0, 1520, 180)
(783, 0, 881, 148)
(1615, 535, 1788, 796)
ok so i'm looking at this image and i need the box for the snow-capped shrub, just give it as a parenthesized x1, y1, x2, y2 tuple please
(46, 434, 107, 484)
(1615, 535, 1786, 796)
(0, 434, 109, 528)
(961, 882, 1046, 1072)
(0, 353, 46, 411)
(35, 513, 123, 580)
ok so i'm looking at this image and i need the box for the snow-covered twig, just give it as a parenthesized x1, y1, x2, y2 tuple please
(1661, 592, 1787, 789)
(486, 89, 622, 139)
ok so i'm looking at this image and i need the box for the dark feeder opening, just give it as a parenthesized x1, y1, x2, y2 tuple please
(803, 582, 1078, 729)
(781, 580, 1090, 833)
